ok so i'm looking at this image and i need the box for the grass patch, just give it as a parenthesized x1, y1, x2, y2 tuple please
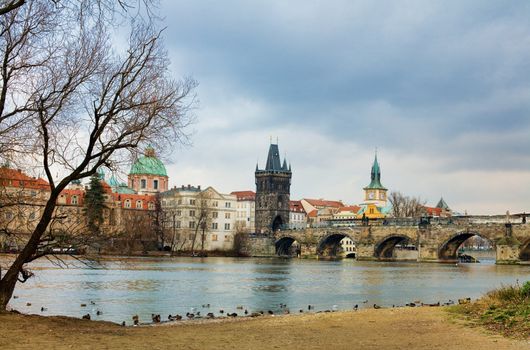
(450, 281, 530, 339)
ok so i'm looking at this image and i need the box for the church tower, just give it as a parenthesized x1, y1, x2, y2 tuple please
(255, 143, 291, 234)
(363, 153, 387, 207)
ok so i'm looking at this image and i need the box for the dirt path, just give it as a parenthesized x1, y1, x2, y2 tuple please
(0, 307, 528, 350)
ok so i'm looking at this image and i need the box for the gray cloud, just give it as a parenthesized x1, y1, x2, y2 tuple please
(159, 0, 530, 213)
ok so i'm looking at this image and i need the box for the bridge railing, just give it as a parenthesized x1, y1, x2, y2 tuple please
(277, 215, 527, 231)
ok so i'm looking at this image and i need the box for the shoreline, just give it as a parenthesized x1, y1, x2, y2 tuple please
(1, 306, 528, 350)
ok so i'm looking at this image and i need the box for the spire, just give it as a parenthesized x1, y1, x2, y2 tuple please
(265, 143, 282, 171)
(282, 158, 288, 170)
(371, 153, 381, 183)
(256, 163, 259, 171)
(436, 197, 450, 210)
(364, 152, 386, 190)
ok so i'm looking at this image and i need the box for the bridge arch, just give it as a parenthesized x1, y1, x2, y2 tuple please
(275, 236, 299, 256)
(438, 231, 495, 261)
(317, 232, 356, 258)
(519, 238, 530, 262)
(374, 234, 417, 259)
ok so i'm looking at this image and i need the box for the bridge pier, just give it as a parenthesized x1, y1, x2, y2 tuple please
(495, 244, 521, 264)
(355, 244, 377, 261)
(300, 244, 317, 258)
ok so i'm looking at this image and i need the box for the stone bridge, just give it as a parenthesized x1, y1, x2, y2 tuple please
(267, 217, 530, 264)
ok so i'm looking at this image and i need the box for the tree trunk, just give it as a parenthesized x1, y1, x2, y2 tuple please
(0, 191, 59, 310)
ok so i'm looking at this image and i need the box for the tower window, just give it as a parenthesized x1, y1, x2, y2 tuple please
(141, 179, 146, 189)
(153, 179, 159, 190)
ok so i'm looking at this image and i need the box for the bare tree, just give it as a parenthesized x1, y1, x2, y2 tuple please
(388, 191, 427, 218)
(0, 1, 196, 310)
(150, 192, 166, 250)
(190, 190, 213, 256)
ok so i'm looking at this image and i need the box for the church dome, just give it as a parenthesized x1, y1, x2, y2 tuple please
(129, 147, 167, 177)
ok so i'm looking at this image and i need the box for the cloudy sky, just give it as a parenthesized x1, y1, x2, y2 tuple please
(157, 0, 530, 214)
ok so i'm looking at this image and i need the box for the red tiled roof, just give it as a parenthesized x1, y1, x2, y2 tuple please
(303, 198, 344, 208)
(231, 190, 255, 201)
(337, 205, 361, 213)
(0, 167, 50, 191)
(289, 200, 306, 213)
(101, 180, 113, 194)
(307, 209, 318, 218)
(424, 206, 442, 216)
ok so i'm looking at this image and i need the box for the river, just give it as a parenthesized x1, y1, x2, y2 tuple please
(4, 256, 530, 324)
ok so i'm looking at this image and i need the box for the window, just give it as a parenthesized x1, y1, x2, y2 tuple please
(369, 208, 374, 214)
(212, 222, 218, 230)
(225, 202, 231, 208)
(71, 196, 78, 205)
(148, 202, 155, 210)
(29, 212, 35, 220)
(176, 210, 182, 216)
(190, 199, 196, 205)
(178, 199, 182, 205)
(189, 221, 196, 229)
(224, 223, 230, 230)
(30, 190, 37, 197)
(141, 179, 147, 189)
(213, 201, 218, 207)
(125, 199, 131, 208)
(190, 210, 195, 217)
(176, 221, 181, 228)
(153, 179, 159, 190)
(212, 211, 218, 218)
(188, 234, 194, 240)
(225, 213, 230, 219)
(136, 200, 143, 209)
(211, 234, 218, 241)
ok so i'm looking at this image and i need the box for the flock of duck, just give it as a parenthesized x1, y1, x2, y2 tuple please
(16, 295, 472, 325)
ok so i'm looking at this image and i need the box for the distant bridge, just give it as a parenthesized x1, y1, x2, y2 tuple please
(267, 216, 530, 264)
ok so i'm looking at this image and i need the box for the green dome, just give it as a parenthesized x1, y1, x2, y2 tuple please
(129, 147, 167, 177)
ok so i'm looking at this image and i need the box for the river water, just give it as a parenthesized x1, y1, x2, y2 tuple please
(5, 256, 530, 324)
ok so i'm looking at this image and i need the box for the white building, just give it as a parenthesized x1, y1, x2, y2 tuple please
(289, 200, 307, 229)
(231, 191, 255, 233)
(161, 185, 237, 252)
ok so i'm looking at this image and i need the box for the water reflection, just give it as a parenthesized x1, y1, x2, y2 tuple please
(2, 256, 529, 324)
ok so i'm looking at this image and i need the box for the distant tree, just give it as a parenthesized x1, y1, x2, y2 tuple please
(388, 191, 426, 218)
(83, 174, 106, 234)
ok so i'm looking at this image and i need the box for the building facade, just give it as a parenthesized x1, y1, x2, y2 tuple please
(231, 191, 256, 233)
(255, 143, 292, 234)
(161, 185, 237, 252)
(289, 200, 307, 229)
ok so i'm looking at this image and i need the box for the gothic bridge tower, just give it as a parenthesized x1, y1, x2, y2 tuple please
(255, 143, 291, 234)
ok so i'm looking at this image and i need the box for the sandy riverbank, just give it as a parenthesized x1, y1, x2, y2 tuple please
(0, 307, 528, 350)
